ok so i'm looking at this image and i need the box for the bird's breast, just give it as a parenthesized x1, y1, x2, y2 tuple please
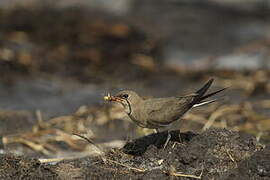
(128, 113, 148, 128)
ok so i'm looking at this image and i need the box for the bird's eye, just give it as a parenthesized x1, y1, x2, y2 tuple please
(122, 94, 129, 99)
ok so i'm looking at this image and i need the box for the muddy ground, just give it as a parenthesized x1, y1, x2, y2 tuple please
(0, 2, 270, 180)
(0, 129, 269, 179)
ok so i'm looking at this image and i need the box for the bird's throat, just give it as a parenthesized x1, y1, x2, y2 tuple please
(124, 99, 132, 115)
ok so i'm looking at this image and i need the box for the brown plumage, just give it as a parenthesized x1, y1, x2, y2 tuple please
(104, 78, 226, 131)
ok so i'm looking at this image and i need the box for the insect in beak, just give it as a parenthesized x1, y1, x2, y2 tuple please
(103, 92, 111, 101)
(104, 93, 124, 102)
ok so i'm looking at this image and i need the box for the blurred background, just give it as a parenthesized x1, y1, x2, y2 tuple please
(0, 0, 269, 158)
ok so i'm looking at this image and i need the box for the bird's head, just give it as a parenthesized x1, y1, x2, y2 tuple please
(104, 90, 142, 115)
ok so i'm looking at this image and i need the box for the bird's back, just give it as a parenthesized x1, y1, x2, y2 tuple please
(134, 96, 194, 128)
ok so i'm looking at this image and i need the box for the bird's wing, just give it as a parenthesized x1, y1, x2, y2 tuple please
(143, 97, 194, 127)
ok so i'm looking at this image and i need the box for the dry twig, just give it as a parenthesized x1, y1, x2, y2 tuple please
(106, 159, 146, 173)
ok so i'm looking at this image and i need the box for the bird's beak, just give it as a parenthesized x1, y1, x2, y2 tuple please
(104, 93, 124, 102)
(109, 96, 124, 102)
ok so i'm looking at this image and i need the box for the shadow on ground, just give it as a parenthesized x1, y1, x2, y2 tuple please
(122, 130, 197, 155)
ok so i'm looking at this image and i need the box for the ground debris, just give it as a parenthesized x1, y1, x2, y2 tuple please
(0, 154, 57, 179)
(2, 129, 268, 179)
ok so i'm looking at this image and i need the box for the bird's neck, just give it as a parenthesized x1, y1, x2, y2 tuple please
(125, 99, 143, 116)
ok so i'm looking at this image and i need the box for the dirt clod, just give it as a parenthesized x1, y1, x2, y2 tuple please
(223, 147, 270, 180)
(0, 154, 57, 179)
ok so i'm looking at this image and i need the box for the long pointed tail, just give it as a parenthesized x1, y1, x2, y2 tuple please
(192, 78, 226, 107)
(192, 78, 214, 104)
(196, 78, 214, 97)
(193, 97, 224, 108)
(200, 87, 227, 101)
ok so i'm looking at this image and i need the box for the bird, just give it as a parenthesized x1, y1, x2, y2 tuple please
(104, 78, 226, 147)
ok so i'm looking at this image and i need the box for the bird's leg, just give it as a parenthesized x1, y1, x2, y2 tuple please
(163, 130, 171, 149)
(155, 128, 171, 148)
(178, 129, 182, 142)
